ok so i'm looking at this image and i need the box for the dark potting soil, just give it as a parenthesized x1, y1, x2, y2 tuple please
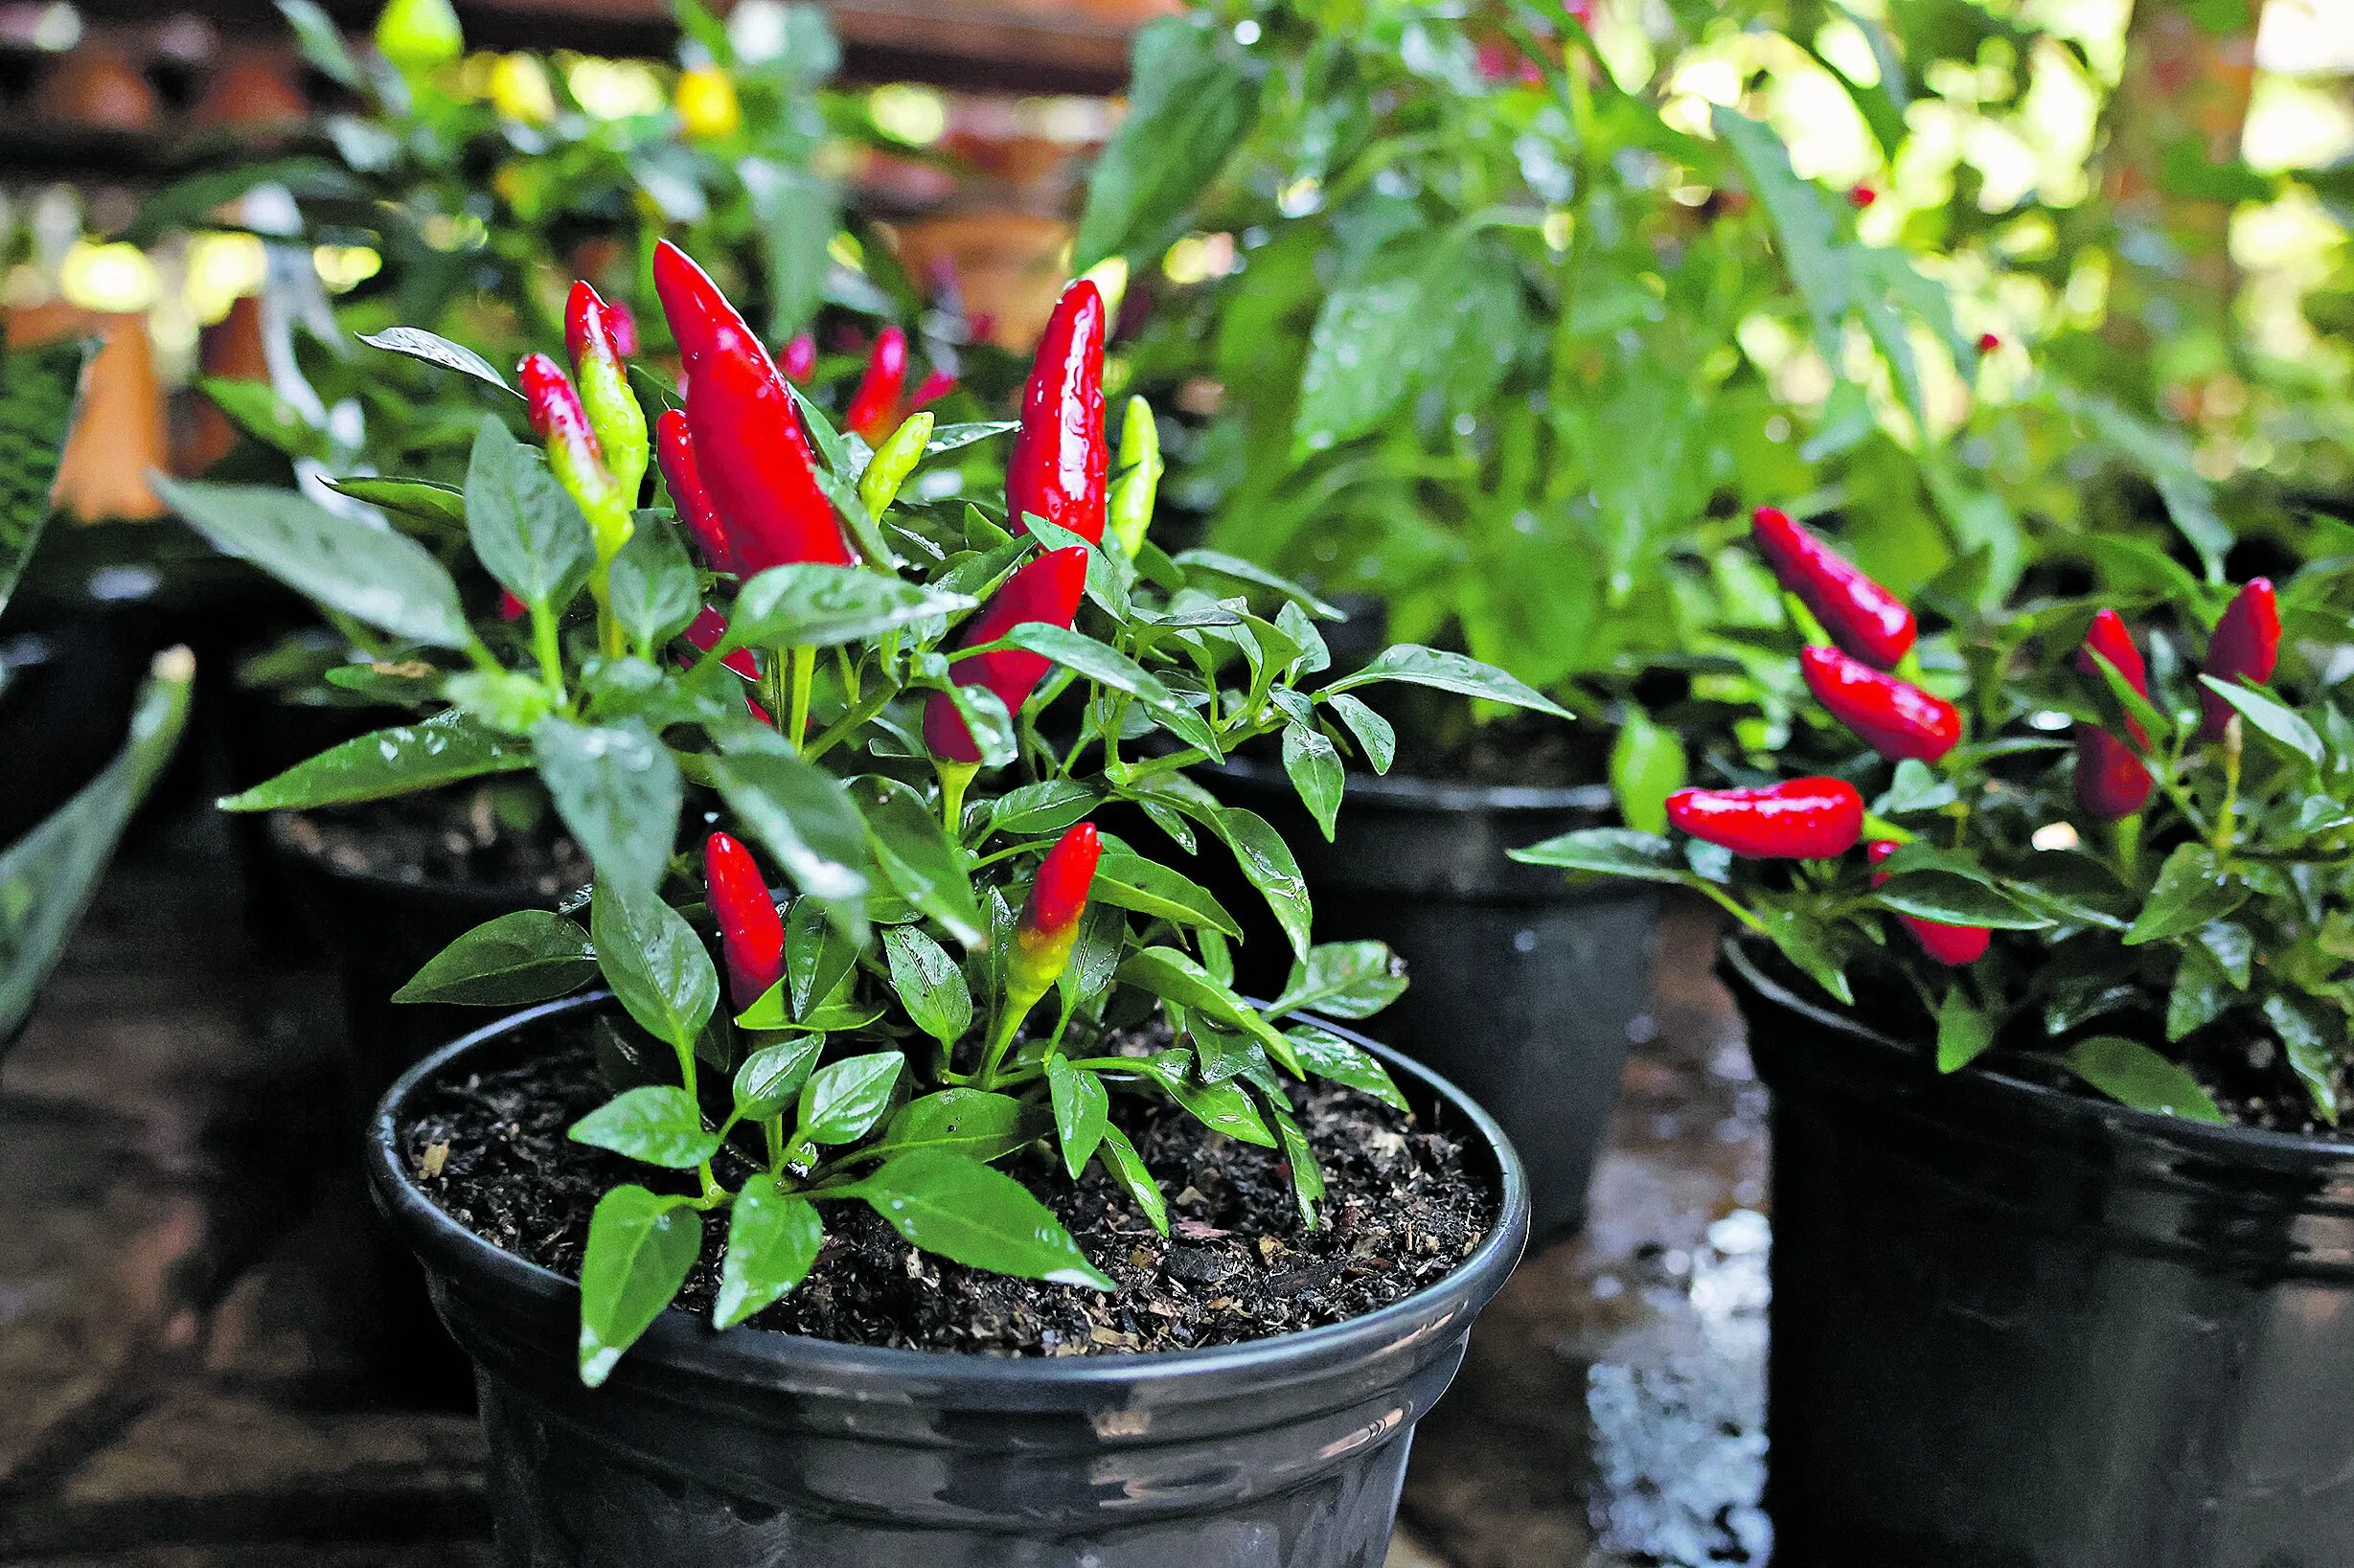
(275, 784, 589, 898)
(400, 1014, 1498, 1355)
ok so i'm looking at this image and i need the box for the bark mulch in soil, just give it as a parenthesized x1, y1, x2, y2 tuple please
(399, 1012, 1498, 1356)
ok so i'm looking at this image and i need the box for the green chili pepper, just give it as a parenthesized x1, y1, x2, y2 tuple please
(1108, 395, 1161, 557)
(857, 410, 932, 519)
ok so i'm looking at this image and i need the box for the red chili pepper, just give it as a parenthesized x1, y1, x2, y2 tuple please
(704, 830, 785, 1011)
(519, 352, 631, 559)
(1849, 185, 1877, 208)
(683, 603, 762, 681)
(1976, 332, 2000, 354)
(651, 240, 854, 572)
(909, 368, 956, 410)
(1800, 645, 1960, 762)
(919, 546, 1089, 763)
(563, 282, 647, 503)
(1665, 778, 1863, 860)
(2199, 578, 2280, 741)
(497, 589, 527, 622)
(1751, 506, 1916, 670)
(1006, 280, 1108, 545)
(653, 409, 735, 573)
(843, 325, 906, 442)
(1867, 840, 1991, 966)
(779, 333, 816, 384)
(2074, 608, 2153, 820)
(1010, 821, 1101, 999)
(1008, 820, 1099, 1012)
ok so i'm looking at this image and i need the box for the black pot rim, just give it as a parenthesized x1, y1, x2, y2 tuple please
(1211, 756, 1613, 817)
(1726, 936, 2354, 1170)
(368, 991, 1531, 1392)
(265, 807, 569, 908)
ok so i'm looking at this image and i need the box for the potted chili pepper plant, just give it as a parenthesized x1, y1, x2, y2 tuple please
(164, 239, 1563, 1563)
(1520, 500, 2354, 1565)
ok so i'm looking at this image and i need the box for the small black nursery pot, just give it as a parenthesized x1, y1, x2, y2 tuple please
(1206, 761, 1658, 1238)
(1729, 941, 2354, 1568)
(367, 994, 1530, 1568)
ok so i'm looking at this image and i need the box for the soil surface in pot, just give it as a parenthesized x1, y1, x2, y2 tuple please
(400, 1013, 1497, 1355)
(277, 784, 588, 898)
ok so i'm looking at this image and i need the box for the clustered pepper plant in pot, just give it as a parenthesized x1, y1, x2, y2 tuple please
(1070, 0, 1992, 1235)
(1520, 503, 2354, 1566)
(162, 239, 1561, 1564)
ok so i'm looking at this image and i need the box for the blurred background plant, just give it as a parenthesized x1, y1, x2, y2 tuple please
(1085, 0, 2354, 828)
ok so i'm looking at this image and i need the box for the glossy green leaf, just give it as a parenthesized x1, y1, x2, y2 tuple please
(709, 747, 871, 907)
(156, 476, 471, 649)
(1212, 806, 1312, 961)
(1321, 692, 1395, 773)
(534, 717, 680, 906)
(569, 1084, 720, 1170)
(590, 880, 720, 1056)
(1118, 947, 1297, 1073)
(1284, 1024, 1406, 1109)
(987, 779, 1099, 837)
(2060, 1036, 2225, 1123)
(607, 511, 702, 651)
(1934, 988, 1996, 1072)
(357, 326, 517, 397)
(1263, 1092, 1323, 1228)
(1073, 15, 1259, 268)
(856, 776, 984, 947)
(1095, 1123, 1167, 1235)
(1046, 1057, 1109, 1178)
(1268, 941, 1407, 1021)
(464, 414, 595, 614)
(870, 1089, 1046, 1163)
(1281, 722, 1344, 842)
(1173, 550, 1343, 620)
(578, 1185, 699, 1385)
(1089, 851, 1243, 938)
(1129, 1048, 1277, 1147)
(325, 475, 467, 530)
(219, 710, 528, 810)
(200, 376, 333, 462)
(798, 1052, 904, 1145)
(1321, 645, 1574, 721)
(1875, 871, 2053, 931)
(881, 925, 973, 1048)
(2262, 992, 2342, 1125)
(787, 895, 859, 1018)
(1510, 828, 1689, 883)
(714, 1177, 822, 1329)
(1609, 710, 1687, 837)
(846, 1149, 1113, 1288)
(732, 1036, 822, 1120)
(723, 563, 973, 650)
(2198, 676, 2325, 768)
(2124, 845, 2250, 946)
(394, 910, 595, 1005)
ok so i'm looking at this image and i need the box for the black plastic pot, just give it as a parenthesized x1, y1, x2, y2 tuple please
(1729, 941, 2354, 1568)
(367, 993, 1531, 1568)
(1203, 762, 1657, 1238)
(266, 814, 554, 1107)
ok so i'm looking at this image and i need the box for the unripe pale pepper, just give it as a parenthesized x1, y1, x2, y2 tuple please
(920, 545, 1089, 764)
(1800, 645, 1960, 762)
(2074, 608, 2153, 821)
(857, 411, 932, 518)
(1665, 778, 1864, 860)
(2199, 578, 2280, 742)
(704, 830, 784, 1010)
(563, 281, 648, 506)
(1006, 280, 1108, 545)
(651, 240, 854, 573)
(518, 352, 632, 564)
(843, 326, 907, 442)
(1109, 395, 1162, 557)
(1752, 506, 1916, 670)
(1867, 840, 1990, 966)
